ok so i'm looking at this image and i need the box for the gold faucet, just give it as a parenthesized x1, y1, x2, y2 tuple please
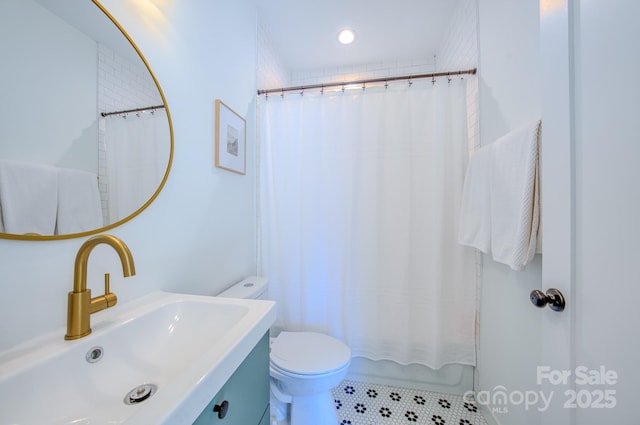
(65, 234, 136, 340)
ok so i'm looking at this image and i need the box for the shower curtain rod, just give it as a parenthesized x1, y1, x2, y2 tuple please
(257, 68, 477, 96)
(100, 104, 165, 117)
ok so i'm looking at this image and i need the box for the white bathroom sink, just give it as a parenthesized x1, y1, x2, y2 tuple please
(0, 291, 275, 425)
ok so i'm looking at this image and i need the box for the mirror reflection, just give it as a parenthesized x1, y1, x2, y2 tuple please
(0, 0, 172, 239)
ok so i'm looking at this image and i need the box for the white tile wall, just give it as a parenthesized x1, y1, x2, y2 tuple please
(257, 23, 291, 90)
(435, 0, 480, 153)
(288, 58, 437, 88)
(98, 45, 162, 113)
(97, 44, 163, 224)
(436, 0, 479, 72)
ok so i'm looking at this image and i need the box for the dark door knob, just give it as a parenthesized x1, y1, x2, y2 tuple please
(530, 288, 566, 312)
(213, 400, 229, 419)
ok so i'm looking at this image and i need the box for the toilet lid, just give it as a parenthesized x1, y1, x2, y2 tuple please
(270, 332, 351, 375)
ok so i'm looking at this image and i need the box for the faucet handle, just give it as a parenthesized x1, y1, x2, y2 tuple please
(103, 273, 117, 307)
(89, 273, 118, 314)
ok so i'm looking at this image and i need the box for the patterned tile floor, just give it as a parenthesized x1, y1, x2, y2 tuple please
(333, 380, 488, 425)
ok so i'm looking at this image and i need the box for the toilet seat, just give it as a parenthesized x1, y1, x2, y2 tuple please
(270, 331, 351, 376)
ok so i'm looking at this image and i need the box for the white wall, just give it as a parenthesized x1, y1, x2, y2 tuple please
(476, 0, 542, 424)
(0, 0, 259, 352)
(0, 0, 97, 172)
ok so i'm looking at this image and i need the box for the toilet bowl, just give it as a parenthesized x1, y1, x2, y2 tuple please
(270, 331, 351, 425)
(218, 277, 351, 425)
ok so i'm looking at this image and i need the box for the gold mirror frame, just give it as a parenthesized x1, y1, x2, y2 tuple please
(0, 0, 173, 241)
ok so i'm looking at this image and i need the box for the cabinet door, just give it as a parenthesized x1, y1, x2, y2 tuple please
(193, 333, 270, 425)
(257, 407, 270, 425)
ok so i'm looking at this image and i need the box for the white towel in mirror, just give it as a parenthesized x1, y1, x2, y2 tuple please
(57, 168, 103, 234)
(0, 159, 58, 235)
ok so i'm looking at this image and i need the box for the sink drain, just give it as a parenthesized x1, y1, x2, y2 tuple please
(124, 384, 157, 405)
(85, 346, 104, 363)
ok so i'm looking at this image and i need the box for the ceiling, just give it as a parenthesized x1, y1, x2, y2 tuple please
(35, 0, 142, 64)
(257, 0, 462, 74)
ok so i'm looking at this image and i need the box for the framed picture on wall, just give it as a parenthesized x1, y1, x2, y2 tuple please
(215, 99, 246, 174)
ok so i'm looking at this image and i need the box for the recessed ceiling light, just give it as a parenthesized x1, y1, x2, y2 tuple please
(338, 29, 355, 45)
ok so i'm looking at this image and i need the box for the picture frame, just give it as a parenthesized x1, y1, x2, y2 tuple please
(215, 99, 246, 174)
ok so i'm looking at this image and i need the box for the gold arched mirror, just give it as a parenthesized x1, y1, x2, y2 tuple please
(0, 0, 173, 240)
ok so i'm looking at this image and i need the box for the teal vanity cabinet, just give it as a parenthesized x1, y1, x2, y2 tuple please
(193, 333, 270, 425)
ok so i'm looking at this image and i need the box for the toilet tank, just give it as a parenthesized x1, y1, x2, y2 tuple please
(217, 276, 268, 299)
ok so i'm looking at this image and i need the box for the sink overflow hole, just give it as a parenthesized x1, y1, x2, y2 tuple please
(85, 346, 104, 363)
(124, 384, 158, 405)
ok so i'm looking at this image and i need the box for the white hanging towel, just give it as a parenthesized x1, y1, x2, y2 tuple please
(57, 168, 103, 234)
(489, 120, 541, 270)
(0, 159, 58, 235)
(459, 120, 541, 271)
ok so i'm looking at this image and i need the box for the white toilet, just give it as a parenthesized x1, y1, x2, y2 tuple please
(218, 276, 351, 425)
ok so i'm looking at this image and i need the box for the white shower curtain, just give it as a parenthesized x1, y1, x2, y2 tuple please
(258, 79, 476, 368)
(105, 110, 170, 222)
